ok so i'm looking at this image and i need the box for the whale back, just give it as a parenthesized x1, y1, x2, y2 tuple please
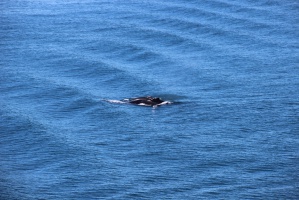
(129, 96, 163, 106)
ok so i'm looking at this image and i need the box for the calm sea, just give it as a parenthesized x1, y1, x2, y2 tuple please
(1, 0, 298, 199)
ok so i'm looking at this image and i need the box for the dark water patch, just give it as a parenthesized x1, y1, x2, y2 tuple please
(84, 39, 165, 65)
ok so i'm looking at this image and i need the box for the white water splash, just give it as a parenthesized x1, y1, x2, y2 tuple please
(104, 99, 127, 104)
(159, 101, 172, 105)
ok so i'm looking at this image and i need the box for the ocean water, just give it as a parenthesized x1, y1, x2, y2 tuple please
(1, 0, 299, 199)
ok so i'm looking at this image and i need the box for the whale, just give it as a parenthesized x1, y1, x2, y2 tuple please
(128, 96, 168, 106)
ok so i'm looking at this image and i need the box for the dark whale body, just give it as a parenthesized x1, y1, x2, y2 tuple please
(129, 96, 165, 106)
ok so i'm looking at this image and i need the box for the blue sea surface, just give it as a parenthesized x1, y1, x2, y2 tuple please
(1, 0, 299, 199)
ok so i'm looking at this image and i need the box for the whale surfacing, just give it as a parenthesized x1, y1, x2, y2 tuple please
(128, 96, 169, 106)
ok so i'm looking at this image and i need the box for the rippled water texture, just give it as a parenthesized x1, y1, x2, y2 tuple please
(1, 0, 299, 199)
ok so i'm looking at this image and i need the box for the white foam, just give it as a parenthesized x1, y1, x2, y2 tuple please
(158, 101, 172, 105)
(105, 99, 127, 104)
